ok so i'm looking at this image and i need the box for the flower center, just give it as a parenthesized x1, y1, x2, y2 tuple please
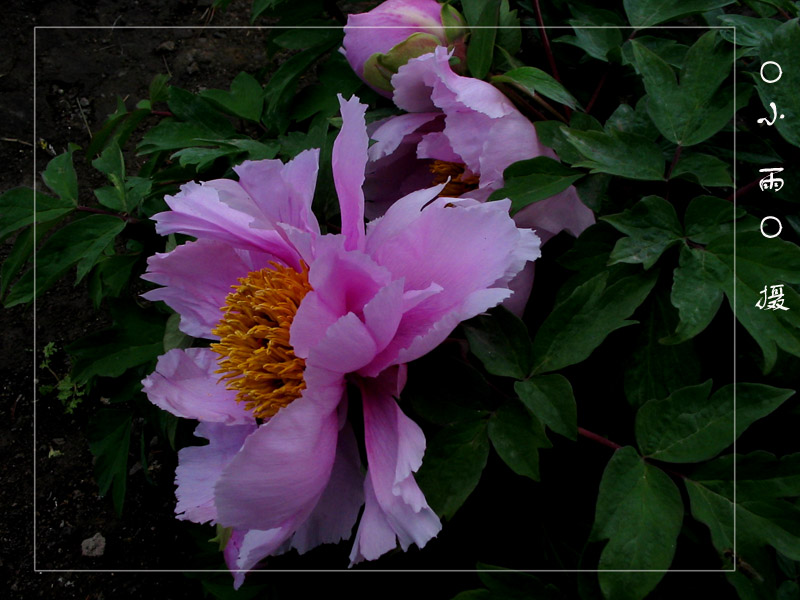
(211, 262, 312, 419)
(429, 160, 480, 197)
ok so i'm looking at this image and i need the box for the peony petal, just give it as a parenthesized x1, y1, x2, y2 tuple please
(233, 149, 321, 235)
(352, 368, 441, 561)
(141, 348, 253, 425)
(141, 240, 275, 339)
(416, 131, 462, 163)
(349, 474, 398, 563)
(153, 180, 301, 268)
(368, 112, 440, 161)
(332, 95, 368, 251)
(175, 421, 256, 524)
(514, 185, 596, 244)
(214, 366, 344, 531)
(290, 421, 364, 554)
(307, 312, 379, 374)
(227, 526, 294, 589)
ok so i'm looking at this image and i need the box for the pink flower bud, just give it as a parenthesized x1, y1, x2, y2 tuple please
(342, 0, 467, 96)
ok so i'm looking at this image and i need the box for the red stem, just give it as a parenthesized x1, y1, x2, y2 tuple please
(726, 177, 761, 203)
(585, 70, 608, 115)
(151, 110, 174, 117)
(533, 0, 561, 85)
(578, 427, 622, 450)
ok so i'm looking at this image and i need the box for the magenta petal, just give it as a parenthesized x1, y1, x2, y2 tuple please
(332, 95, 368, 251)
(153, 181, 301, 268)
(233, 149, 321, 235)
(142, 348, 253, 425)
(307, 312, 379, 373)
(353, 368, 441, 560)
(514, 185, 596, 243)
(227, 527, 294, 589)
(142, 240, 274, 339)
(175, 421, 256, 524)
(214, 367, 344, 531)
(291, 421, 364, 554)
(368, 112, 440, 161)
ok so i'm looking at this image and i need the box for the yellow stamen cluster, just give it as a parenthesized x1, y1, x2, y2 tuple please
(211, 262, 312, 419)
(429, 160, 480, 197)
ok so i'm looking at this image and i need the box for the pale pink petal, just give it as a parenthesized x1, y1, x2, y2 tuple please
(290, 421, 364, 554)
(514, 185, 596, 243)
(141, 348, 253, 425)
(307, 312, 379, 373)
(227, 527, 294, 589)
(416, 131, 462, 163)
(175, 421, 256, 524)
(214, 366, 344, 531)
(332, 95, 368, 251)
(153, 181, 300, 267)
(503, 261, 536, 318)
(369, 112, 440, 161)
(349, 474, 398, 563)
(141, 240, 275, 339)
(361, 278, 406, 355)
(352, 368, 441, 562)
(233, 149, 321, 235)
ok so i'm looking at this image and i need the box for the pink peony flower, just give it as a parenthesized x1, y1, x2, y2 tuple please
(342, 0, 467, 96)
(141, 94, 540, 587)
(362, 47, 595, 314)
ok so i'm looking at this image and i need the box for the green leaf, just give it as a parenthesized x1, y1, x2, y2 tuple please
(4, 215, 125, 307)
(621, 36, 689, 71)
(604, 98, 660, 140)
(662, 245, 726, 344)
(66, 302, 166, 383)
(495, 0, 521, 56)
(415, 418, 490, 520)
(92, 141, 127, 211)
(466, 0, 498, 80)
(624, 291, 700, 407)
(532, 270, 658, 374)
(149, 73, 171, 104)
(41, 144, 80, 205)
(200, 72, 265, 122)
(692, 451, 800, 502)
(684, 195, 744, 245)
(163, 312, 193, 352)
(462, 306, 533, 379)
(686, 472, 800, 599)
(271, 26, 342, 50)
(87, 254, 138, 308)
(561, 127, 665, 180)
(486, 156, 583, 214)
(592, 446, 683, 600)
(477, 565, 562, 600)
(263, 38, 340, 134)
(636, 381, 794, 462)
(0, 187, 74, 241)
(603, 196, 682, 269)
(756, 19, 800, 148)
(710, 231, 800, 372)
(717, 14, 781, 47)
(514, 375, 577, 440)
(623, 0, 735, 28)
(1, 219, 59, 297)
(87, 408, 132, 515)
(167, 87, 237, 138)
(492, 66, 579, 110)
(555, 22, 623, 63)
(671, 153, 733, 187)
(632, 32, 735, 147)
(488, 400, 551, 481)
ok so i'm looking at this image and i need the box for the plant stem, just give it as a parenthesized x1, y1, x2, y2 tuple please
(585, 70, 608, 115)
(151, 110, 174, 117)
(578, 427, 622, 450)
(533, 0, 561, 84)
(726, 176, 761, 203)
(666, 144, 683, 180)
(76, 205, 142, 224)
